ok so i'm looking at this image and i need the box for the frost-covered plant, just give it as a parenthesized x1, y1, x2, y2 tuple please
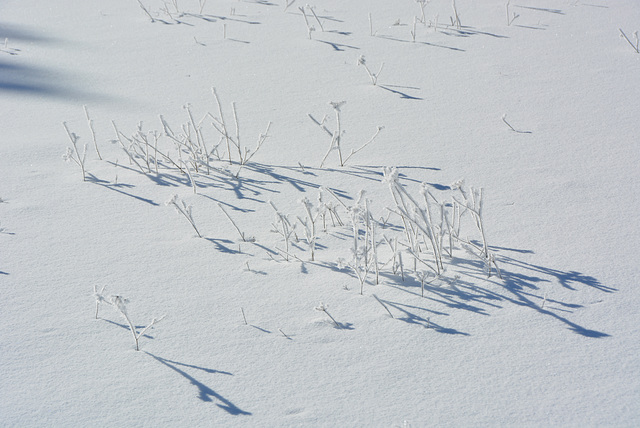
(299, 6, 315, 39)
(93, 284, 109, 319)
(306, 4, 324, 32)
(505, 0, 519, 26)
(93, 287, 165, 351)
(83, 106, 102, 160)
(198, 0, 207, 15)
(270, 201, 297, 261)
(315, 302, 340, 328)
(160, 106, 211, 176)
(136, 0, 156, 22)
(451, 181, 501, 278)
(415, 0, 428, 24)
(451, 0, 461, 29)
(501, 114, 530, 134)
(348, 191, 377, 294)
(318, 187, 345, 231)
(166, 194, 202, 238)
(111, 295, 165, 351)
(62, 122, 88, 181)
(207, 88, 272, 175)
(373, 294, 394, 318)
(308, 101, 383, 168)
(619, 29, 639, 54)
(219, 203, 255, 242)
(415, 270, 433, 298)
(383, 235, 404, 280)
(111, 121, 146, 174)
(384, 167, 445, 276)
(297, 197, 320, 261)
(357, 55, 384, 86)
(410, 16, 418, 42)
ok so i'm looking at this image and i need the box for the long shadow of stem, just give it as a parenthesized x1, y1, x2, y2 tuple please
(145, 352, 251, 416)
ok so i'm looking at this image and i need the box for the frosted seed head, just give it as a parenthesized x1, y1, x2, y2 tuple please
(62, 147, 74, 162)
(111, 295, 129, 314)
(450, 179, 464, 190)
(165, 194, 179, 206)
(382, 166, 399, 184)
(329, 101, 346, 111)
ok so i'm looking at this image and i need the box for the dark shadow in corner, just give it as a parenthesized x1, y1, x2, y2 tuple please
(146, 352, 251, 416)
(0, 24, 113, 102)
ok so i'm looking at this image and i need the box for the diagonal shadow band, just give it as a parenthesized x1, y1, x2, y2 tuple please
(145, 352, 251, 416)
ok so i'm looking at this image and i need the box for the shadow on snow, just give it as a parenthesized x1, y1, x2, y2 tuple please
(145, 352, 251, 416)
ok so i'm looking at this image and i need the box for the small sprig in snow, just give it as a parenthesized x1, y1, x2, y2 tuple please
(450, 179, 464, 190)
(62, 122, 88, 181)
(329, 101, 346, 112)
(166, 194, 202, 238)
(315, 302, 340, 328)
(619, 28, 640, 54)
(93, 286, 165, 351)
(382, 166, 399, 185)
(357, 55, 384, 85)
(93, 284, 109, 318)
(314, 302, 328, 312)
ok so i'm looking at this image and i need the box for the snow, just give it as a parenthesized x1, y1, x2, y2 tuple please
(1, 0, 639, 426)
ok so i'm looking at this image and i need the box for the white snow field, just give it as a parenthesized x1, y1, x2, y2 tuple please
(1, 0, 639, 426)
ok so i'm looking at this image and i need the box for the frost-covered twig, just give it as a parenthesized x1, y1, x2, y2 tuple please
(112, 295, 165, 351)
(219, 203, 255, 242)
(208, 88, 272, 174)
(349, 192, 375, 295)
(502, 114, 530, 134)
(451, 183, 502, 279)
(297, 197, 320, 261)
(112, 121, 146, 173)
(270, 201, 297, 261)
(415, 0, 428, 24)
(83, 106, 102, 160)
(342, 126, 384, 166)
(315, 302, 340, 328)
(310, 102, 382, 167)
(619, 28, 640, 54)
(93, 284, 108, 319)
(62, 122, 88, 181)
(505, 0, 519, 26)
(306, 4, 324, 32)
(136, 0, 156, 22)
(383, 167, 445, 276)
(299, 6, 315, 39)
(372, 294, 394, 318)
(357, 55, 384, 86)
(166, 194, 202, 238)
(198, 0, 207, 15)
(284, 0, 296, 12)
(451, 0, 461, 29)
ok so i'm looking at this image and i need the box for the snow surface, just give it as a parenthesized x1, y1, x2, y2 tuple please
(1, 0, 639, 426)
